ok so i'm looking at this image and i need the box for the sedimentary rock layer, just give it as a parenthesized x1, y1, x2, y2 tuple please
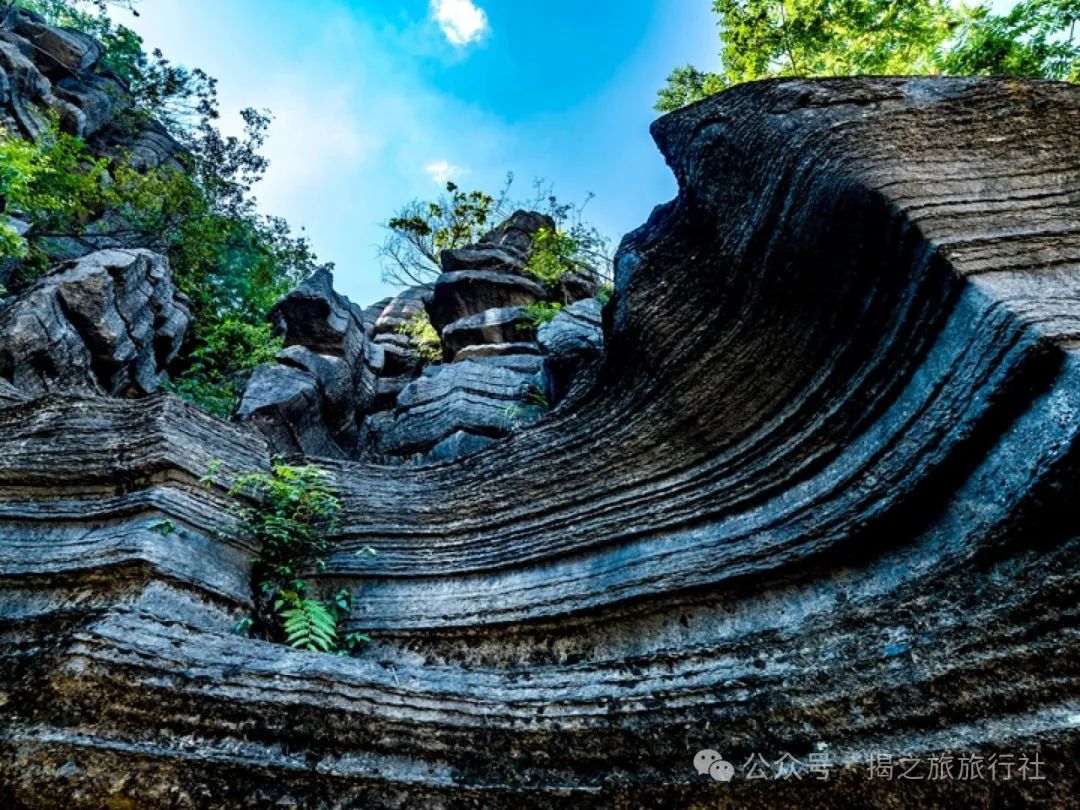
(1, 77, 1079, 808)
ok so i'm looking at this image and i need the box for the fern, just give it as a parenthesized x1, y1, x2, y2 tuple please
(281, 597, 338, 652)
(213, 460, 376, 655)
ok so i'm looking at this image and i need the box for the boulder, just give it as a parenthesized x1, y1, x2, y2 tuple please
(10, 15, 103, 75)
(547, 268, 600, 304)
(422, 429, 495, 463)
(372, 285, 429, 335)
(439, 244, 529, 275)
(537, 297, 604, 404)
(0, 10, 118, 138)
(235, 363, 343, 459)
(376, 354, 546, 457)
(440, 305, 536, 360)
(478, 209, 555, 254)
(426, 270, 545, 333)
(0, 249, 191, 397)
(238, 269, 379, 456)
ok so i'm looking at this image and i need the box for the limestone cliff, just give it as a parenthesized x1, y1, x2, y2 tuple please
(0, 20, 1078, 809)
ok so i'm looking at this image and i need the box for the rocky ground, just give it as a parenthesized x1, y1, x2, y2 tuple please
(1, 9, 1079, 809)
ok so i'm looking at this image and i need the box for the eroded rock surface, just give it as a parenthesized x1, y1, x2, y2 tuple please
(0, 248, 191, 397)
(0, 8, 184, 284)
(1, 78, 1079, 809)
(237, 268, 380, 458)
(240, 211, 604, 463)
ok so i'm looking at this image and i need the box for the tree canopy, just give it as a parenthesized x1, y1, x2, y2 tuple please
(657, 0, 1080, 111)
(379, 176, 612, 288)
(1, 0, 325, 414)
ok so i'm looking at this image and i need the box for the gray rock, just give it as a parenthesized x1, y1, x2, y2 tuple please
(235, 363, 343, 459)
(454, 341, 541, 361)
(372, 285, 430, 335)
(439, 244, 529, 275)
(537, 297, 604, 404)
(239, 269, 379, 456)
(0, 376, 25, 404)
(548, 268, 600, 304)
(374, 334, 421, 377)
(377, 354, 545, 457)
(269, 268, 363, 357)
(426, 270, 545, 333)
(478, 209, 555, 255)
(440, 305, 535, 360)
(359, 296, 393, 337)
(0, 249, 191, 397)
(0, 10, 118, 139)
(11, 15, 103, 74)
(422, 429, 495, 463)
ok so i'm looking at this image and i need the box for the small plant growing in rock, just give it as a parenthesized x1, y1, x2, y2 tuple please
(525, 227, 581, 284)
(504, 382, 551, 426)
(398, 311, 442, 364)
(519, 301, 562, 329)
(596, 282, 614, 306)
(208, 460, 373, 654)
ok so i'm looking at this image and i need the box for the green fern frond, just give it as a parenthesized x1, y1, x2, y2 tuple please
(282, 598, 338, 652)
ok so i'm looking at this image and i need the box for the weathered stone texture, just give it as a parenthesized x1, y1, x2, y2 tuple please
(0, 249, 191, 397)
(1, 77, 1079, 809)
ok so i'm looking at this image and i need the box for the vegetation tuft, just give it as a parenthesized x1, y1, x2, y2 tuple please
(205, 460, 373, 655)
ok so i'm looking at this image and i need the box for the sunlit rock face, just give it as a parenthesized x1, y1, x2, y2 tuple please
(1, 76, 1079, 808)
(238, 209, 603, 464)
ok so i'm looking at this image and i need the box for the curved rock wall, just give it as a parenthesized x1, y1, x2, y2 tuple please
(0, 77, 1078, 808)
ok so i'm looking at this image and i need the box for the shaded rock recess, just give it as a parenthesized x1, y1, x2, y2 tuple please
(1, 75, 1079, 808)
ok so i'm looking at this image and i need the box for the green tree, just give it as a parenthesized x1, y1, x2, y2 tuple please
(1, 1, 327, 414)
(657, 0, 1080, 111)
(380, 175, 613, 287)
(380, 181, 501, 286)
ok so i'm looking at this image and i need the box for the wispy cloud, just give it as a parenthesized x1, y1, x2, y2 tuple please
(430, 0, 489, 48)
(425, 160, 470, 185)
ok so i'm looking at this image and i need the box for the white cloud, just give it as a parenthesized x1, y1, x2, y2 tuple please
(430, 0, 489, 47)
(425, 160, 470, 185)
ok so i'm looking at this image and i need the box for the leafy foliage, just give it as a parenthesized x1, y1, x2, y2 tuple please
(520, 301, 563, 328)
(380, 175, 613, 287)
(212, 461, 373, 655)
(0, 120, 113, 283)
(381, 181, 500, 287)
(657, 0, 1080, 111)
(525, 227, 582, 284)
(162, 319, 282, 416)
(397, 311, 442, 364)
(942, 0, 1080, 81)
(0, 1, 326, 414)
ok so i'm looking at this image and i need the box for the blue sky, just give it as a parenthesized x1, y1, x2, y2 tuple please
(113, 1, 720, 305)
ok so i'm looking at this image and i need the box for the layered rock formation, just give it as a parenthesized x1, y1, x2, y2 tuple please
(0, 248, 190, 397)
(1, 76, 1079, 809)
(238, 210, 603, 463)
(0, 7, 183, 288)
